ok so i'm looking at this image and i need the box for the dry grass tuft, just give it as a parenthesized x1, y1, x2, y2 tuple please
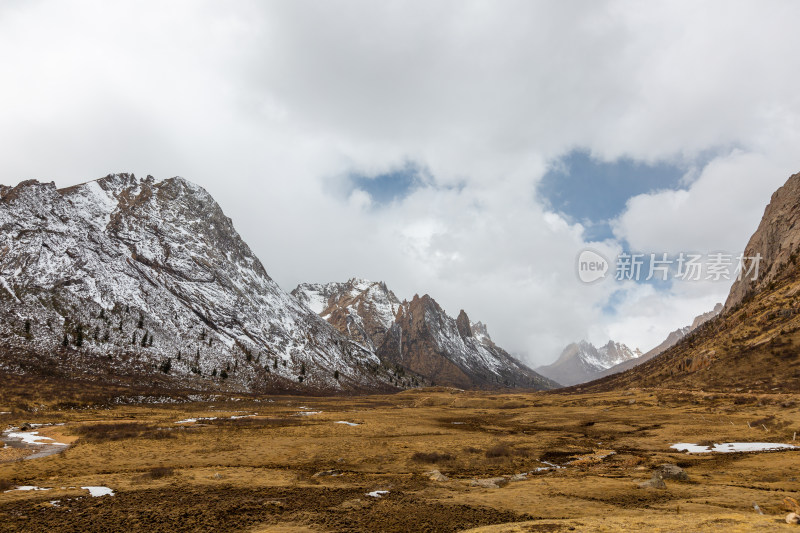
(411, 451, 453, 463)
(145, 466, 175, 479)
(75, 422, 175, 442)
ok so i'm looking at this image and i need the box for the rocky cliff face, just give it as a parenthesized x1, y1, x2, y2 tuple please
(726, 171, 800, 310)
(293, 281, 559, 390)
(292, 278, 401, 353)
(536, 340, 641, 386)
(0, 174, 400, 394)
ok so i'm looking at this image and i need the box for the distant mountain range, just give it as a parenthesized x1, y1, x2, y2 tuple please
(535, 341, 641, 386)
(538, 304, 722, 386)
(293, 278, 559, 390)
(0, 174, 557, 395)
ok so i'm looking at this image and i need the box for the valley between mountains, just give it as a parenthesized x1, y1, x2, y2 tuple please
(3, 171, 800, 532)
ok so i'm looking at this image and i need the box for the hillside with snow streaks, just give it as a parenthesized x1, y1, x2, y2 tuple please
(535, 340, 641, 387)
(0, 174, 401, 394)
(294, 280, 559, 390)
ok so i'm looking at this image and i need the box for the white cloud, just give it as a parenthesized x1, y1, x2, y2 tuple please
(1, 1, 800, 366)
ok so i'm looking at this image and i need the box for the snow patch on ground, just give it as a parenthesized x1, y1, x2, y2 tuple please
(366, 490, 389, 498)
(82, 486, 115, 497)
(671, 442, 799, 453)
(335, 421, 359, 426)
(6, 431, 67, 446)
(175, 417, 218, 424)
(4, 486, 51, 492)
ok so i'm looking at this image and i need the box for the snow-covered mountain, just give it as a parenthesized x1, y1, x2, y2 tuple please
(595, 303, 723, 380)
(540, 303, 724, 386)
(293, 279, 559, 390)
(0, 174, 403, 394)
(535, 340, 641, 386)
(292, 278, 401, 353)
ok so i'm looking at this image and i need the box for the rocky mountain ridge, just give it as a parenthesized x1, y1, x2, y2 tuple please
(0, 174, 403, 394)
(726, 171, 800, 310)
(293, 279, 559, 390)
(535, 340, 641, 386)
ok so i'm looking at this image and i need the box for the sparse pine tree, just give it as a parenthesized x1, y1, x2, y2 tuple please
(221, 369, 228, 379)
(159, 358, 172, 374)
(212, 368, 217, 377)
(103, 330, 110, 342)
(75, 325, 83, 347)
(177, 350, 181, 361)
(273, 359, 278, 370)
(62, 333, 69, 347)
(148, 335, 153, 347)
(300, 362, 306, 376)
(334, 370, 339, 380)
(132, 332, 137, 345)
(298, 376, 303, 383)
(99, 308, 105, 320)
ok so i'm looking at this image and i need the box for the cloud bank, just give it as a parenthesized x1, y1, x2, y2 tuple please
(1, 0, 799, 364)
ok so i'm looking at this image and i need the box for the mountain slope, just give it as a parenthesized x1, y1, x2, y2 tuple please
(595, 303, 722, 379)
(293, 280, 559, 390)
(536, 340, 640, 386)
(0, 174, 400, 394)
(580, 171, 800, 393)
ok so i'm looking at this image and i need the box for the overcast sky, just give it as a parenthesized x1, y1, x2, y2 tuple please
(2, 1, 799, 366)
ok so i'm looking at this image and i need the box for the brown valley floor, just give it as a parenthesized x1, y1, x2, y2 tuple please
(2, 387, 800, 532)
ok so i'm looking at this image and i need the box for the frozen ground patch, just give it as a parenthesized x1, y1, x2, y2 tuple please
(82, 486, 114, 497)
(175, 417, 218, 424)
(6, 431, 67, 446)
(671, 442, 799, 453)
(4, 486, 51, 492)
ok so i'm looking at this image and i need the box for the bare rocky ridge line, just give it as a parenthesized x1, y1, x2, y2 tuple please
(726, 171, 800, 310)
(293, 279, 559, 390)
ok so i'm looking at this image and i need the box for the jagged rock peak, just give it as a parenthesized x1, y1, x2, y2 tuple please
(295, 279, 559, 390)
(456, 309, 472, 338)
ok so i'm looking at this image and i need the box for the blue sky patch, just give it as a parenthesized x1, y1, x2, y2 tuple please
(538, 150, 688, 240)
(350, 163, 425, 205)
